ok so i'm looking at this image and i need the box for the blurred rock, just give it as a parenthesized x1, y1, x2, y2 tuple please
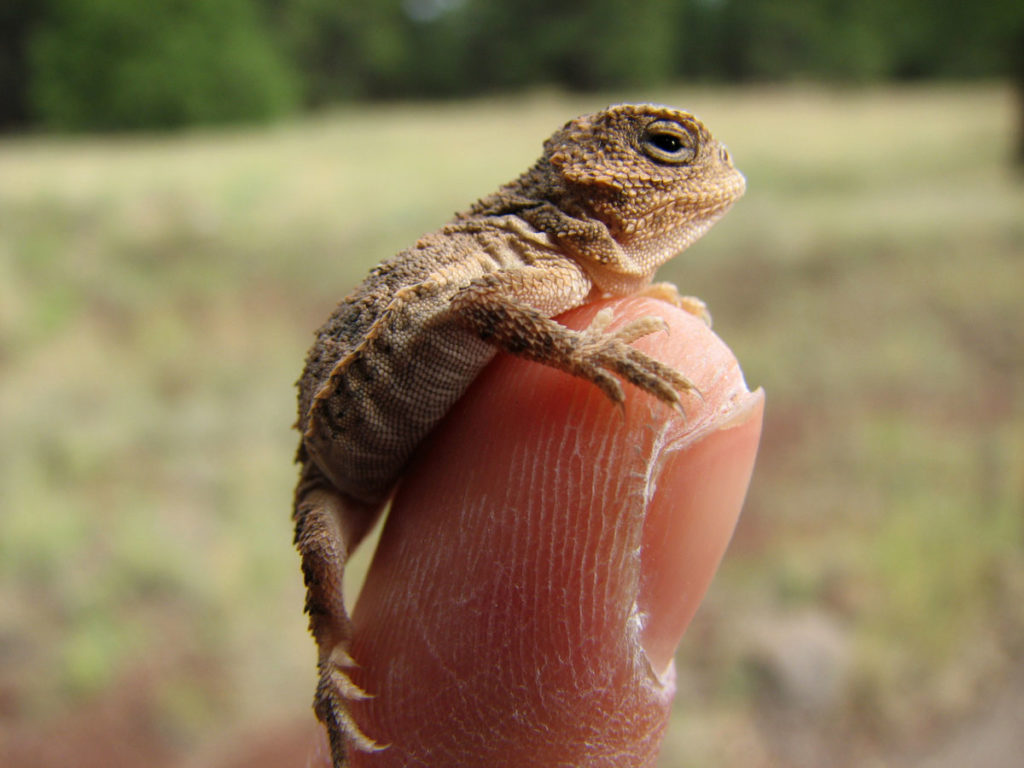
(744, 610, 852, 714)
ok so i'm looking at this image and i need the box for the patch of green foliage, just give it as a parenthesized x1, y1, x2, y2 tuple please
(29, 0, 296, 131)
(4, 0, 1024, 131)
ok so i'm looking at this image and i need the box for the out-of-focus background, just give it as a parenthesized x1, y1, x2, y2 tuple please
(1, 1, 1022, 766)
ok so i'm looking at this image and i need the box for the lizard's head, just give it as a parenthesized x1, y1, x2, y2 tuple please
(543, 104, 745, 271)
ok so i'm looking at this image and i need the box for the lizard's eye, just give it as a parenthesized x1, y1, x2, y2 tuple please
(641, 120, 697, 164)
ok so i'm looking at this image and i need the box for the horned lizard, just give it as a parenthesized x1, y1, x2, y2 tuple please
(293, 104, 745, 766)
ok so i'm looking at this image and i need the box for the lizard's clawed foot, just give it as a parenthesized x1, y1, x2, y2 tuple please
(574, 308, 699, 409)
(315, 645, 388, 765)
(637, 282, 713, 327)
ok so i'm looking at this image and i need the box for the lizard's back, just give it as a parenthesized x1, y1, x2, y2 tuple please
(297, 219, 563, 504)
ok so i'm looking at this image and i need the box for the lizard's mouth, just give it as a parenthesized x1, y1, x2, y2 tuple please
(611, 173, 746, 242)
(667, 168, 747, 217)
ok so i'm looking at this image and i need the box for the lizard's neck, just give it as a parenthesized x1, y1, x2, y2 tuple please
(458, 158, 577, 220)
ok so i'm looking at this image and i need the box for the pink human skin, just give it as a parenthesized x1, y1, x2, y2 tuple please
(309, 296, 764, 767)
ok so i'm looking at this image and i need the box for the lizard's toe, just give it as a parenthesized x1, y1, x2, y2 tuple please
(675, 295, 713, 327)
(608, 315, 670, 345)
(316, 647, 389, 764)
(636, 283, 714, 327)
(582, 308, 668, 346)
(611, 345, 697, 409)
(573, 314, 700, 409)
(583, 307, 615, 336)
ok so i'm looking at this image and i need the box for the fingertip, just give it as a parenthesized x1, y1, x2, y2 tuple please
(568, 297, 765, 677)
(637, 387, 764, 674)
(341, 296, 763, 766)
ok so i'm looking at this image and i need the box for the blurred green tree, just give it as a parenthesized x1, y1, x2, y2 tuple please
(260, 0, 409, 103)
(459, 0, 679, 91)
(29, 0, 297, 131)
(0, 0, 49, 128)
(7, 0, 1024, 132)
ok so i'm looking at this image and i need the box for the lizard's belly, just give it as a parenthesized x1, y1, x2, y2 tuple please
(304, 292, 496, 504)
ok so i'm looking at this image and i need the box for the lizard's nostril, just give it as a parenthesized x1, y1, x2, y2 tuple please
(719, 146, 731, 165)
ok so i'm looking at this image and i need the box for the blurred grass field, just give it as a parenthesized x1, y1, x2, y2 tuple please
(1, 85, 1022, 767)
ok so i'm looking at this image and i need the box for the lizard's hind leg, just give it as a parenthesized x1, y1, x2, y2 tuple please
(293, 467, 388, 765)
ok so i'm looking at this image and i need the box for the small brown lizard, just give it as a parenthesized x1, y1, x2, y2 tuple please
(293, 104, 745, 766)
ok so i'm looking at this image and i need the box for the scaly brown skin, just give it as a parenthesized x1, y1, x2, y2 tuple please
(293, 104, 745, 767)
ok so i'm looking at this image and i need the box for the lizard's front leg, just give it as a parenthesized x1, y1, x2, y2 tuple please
(451, 266, 699, 408)
(293, 462, 388, 765)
